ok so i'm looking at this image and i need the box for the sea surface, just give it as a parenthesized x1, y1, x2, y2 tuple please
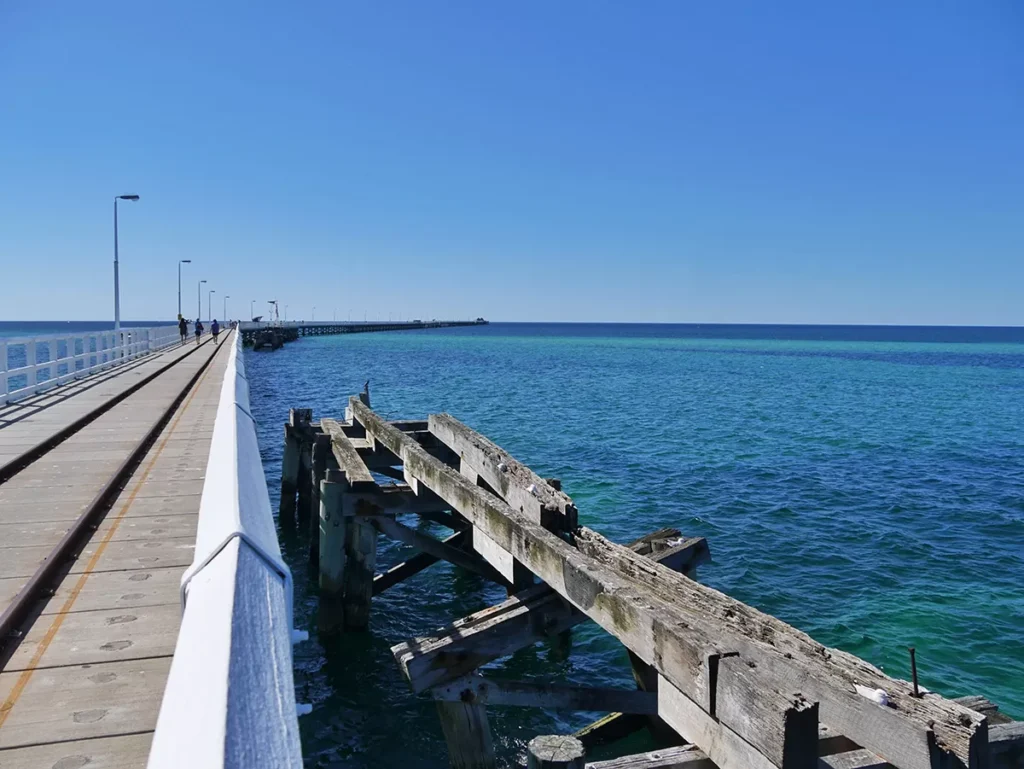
(240, 323, 1024, 767)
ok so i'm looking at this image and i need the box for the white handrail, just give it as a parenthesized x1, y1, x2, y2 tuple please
(1, 324, 181, 406)
(148, 330, 304, 769)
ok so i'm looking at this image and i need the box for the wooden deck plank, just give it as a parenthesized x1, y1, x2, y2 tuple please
(0, 657, 171, 749)
(0, 567, 181, 616)
(4, 604, 180, 671)
(0, 732, 154, 769)
(0, 334, 232, 758)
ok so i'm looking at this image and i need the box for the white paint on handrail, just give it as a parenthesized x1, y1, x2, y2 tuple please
(148, 330, 303, 769)
(1, 324, 180, 405)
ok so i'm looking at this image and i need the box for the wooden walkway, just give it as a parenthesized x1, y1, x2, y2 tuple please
(0, 333, 232, 767)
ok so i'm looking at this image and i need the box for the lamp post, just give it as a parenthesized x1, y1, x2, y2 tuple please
(177, 259, 191, 319)
(208, 289, 215, 322)
(223, 295, 230, 320)
(312, 306, 316, 321)
(113, 194, 140, 333)
(250, 299, 255, 321)
(197, 280, 206, 322)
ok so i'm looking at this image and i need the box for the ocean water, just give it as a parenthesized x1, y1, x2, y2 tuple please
(249, 323, 1018, 765)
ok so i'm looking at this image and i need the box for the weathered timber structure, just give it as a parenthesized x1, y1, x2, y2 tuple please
(279, 392, 1023, 769)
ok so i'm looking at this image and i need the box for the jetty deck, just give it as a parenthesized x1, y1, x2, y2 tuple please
(0, 335, 225, 764)
(0, 330, 304, 769)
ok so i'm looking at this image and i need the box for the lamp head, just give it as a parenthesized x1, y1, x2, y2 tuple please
(118, 194, 140, 201)
(181, 259, 191, 264)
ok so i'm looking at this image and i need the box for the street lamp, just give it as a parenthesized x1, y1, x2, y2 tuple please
(312, 306, 316, 321)
(250, 299, 255, 320)
(198, 280, 206, 320)
(208, 289, 215, 322)
(177, 259, 191, 319)
(223, 295, 230, 319)
(113, 194, 140, 333)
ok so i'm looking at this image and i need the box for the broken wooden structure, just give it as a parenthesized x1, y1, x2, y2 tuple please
(278, 392, 1023, 769)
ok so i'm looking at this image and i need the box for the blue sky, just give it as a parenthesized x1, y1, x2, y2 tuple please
(1, 1, 1021, 324)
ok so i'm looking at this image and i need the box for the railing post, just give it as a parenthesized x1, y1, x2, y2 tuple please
(0, 340, 7, 404)
(26, 339, 37, 389)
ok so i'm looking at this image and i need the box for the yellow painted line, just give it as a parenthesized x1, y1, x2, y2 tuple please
(0, 339, 226, 729)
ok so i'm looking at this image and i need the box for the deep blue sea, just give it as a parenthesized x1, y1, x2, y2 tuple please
(238, 323, 1024, 768)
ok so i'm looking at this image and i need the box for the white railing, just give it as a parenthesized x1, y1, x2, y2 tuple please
(149, 330, 305, 769)
(0, 324, 180, 406)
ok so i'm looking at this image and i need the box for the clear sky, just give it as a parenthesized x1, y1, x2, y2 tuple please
(1, 1, 1021, 324)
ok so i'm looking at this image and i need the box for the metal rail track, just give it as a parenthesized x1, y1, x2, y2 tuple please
(0, 334, 228, 654)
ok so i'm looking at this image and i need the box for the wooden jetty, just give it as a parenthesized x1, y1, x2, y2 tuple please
(240, 318, 488, 348)
(281, 392, 1024, 769)
(0, 330, 303, 768)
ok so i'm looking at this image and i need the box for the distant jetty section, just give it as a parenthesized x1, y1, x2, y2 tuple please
(239, 318, 487, 349)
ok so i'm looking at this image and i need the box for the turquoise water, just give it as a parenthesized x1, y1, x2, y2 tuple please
(242, 324, 1024, 767)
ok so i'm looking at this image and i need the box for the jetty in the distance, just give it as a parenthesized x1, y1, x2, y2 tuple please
(239, 318, 487, 349)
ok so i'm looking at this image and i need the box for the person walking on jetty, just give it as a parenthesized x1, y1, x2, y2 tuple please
(211, 318, 220, 344)
(178, 316, 188, 346)
(194, 319, 204, 345)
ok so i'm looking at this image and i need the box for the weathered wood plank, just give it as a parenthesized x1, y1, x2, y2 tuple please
(367, 515, 509, 587)
(321, 417, 376, 488)
(990, 722, 1024, 769)
(352, 399, 985, 769)
(432, 674, 658, 714)
(955, 695, 1014, 725)
(714, 655, 818, 769)
(585, 744, 715, 769)
(658, 675, 783, 769)
(819, 750, 891, 769)
(436, 700, 496, 769)
(392, 533, 707, 694)
(573, 528, 986, 769)
(429, 412, 577, 531)
(373, 528, 472, 596)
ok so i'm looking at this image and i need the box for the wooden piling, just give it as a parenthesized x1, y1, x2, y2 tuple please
(309, 432, 333, 566)
(342, 497, 378, 630)
(296, 431, 313, 525)
(435, 700, 496, 769)
(278, 409, 307, 524)
(318, 468, 347, 634)
(527, 736, 585, 769)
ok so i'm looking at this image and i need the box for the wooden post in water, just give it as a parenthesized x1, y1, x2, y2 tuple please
(279, 408, 310, 524)
(435, 700, 496, 769)
(309, 432, 333, 566)
(342, 497, 378, 630)
(318, 468, 347, 634)
(296, 429, 313, 526)
(527, 736, 585, 769)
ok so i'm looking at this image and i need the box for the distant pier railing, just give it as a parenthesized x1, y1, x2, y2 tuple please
(1, 324, 180, 405)
(238, 318, 487, 347)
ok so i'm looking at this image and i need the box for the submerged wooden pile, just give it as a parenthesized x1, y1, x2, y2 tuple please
(278, 391, 1023, 769)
